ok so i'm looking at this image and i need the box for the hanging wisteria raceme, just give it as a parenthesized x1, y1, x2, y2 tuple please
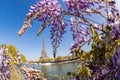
(50, 16, 67, 58)
(50, 16, 67, 46)
(70, 17, 91, 53)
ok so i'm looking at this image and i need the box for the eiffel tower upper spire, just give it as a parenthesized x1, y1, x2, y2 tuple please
(41, 36, 48, 58)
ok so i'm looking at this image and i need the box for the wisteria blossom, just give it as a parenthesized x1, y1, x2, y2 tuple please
(0, 46, 11, 80)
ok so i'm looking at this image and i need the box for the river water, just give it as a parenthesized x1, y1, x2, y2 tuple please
(24, 62, 80, 80)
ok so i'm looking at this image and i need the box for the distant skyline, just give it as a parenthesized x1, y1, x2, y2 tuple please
(0, 0, 120, 60)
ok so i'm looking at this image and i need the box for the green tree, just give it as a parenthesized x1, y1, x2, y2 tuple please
(8, 44, 18, 58)
(21, 54, 27, 63)
(55, 56, 63, 62)
(7, 44, 19, 64)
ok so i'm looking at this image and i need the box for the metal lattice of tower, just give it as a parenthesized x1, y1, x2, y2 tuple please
(40, 36, 48, 58)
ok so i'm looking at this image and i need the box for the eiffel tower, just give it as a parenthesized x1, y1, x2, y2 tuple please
(40, 36, 48, 58)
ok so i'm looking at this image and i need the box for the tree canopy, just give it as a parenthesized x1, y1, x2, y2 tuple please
(21, 54, 27, 63)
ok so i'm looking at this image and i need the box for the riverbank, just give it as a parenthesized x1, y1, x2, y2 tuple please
(10, 64, 46, 80)
(25, 61, 79, 80)
(39, 58, 80, 65)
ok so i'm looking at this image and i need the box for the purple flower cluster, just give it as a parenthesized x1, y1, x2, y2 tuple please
(112, 46, 120, 66)
(50, 16, 67, 48)
(63, 0, 94, 13)
(107, 1, 120, 40)
(26, 0, 63, 21)
(0, 47, 11, 80)
(70, 17, 91, 53)
(0, 45, 23, 80)
(24, 72, 40, 80)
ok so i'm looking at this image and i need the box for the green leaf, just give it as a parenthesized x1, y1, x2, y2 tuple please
(21, 54, 27, 63)
(78, 65, 91, 79)
(90, 26, 95, 37)
(115, 39, 120, 45)
(85, 67, 91, 78)
(95, 31, 99, 39)
(106, 25, 112, 31)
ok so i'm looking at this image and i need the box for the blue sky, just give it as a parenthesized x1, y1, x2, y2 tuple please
(0, 0, 120, 60)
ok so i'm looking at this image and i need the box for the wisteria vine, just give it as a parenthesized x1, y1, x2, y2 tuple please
(18, 0, 120, 79)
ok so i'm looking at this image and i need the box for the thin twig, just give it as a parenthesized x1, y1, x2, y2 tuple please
(105, 0, 109, 18)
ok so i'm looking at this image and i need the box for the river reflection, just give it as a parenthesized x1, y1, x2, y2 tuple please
(25, 62, 80, 80)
